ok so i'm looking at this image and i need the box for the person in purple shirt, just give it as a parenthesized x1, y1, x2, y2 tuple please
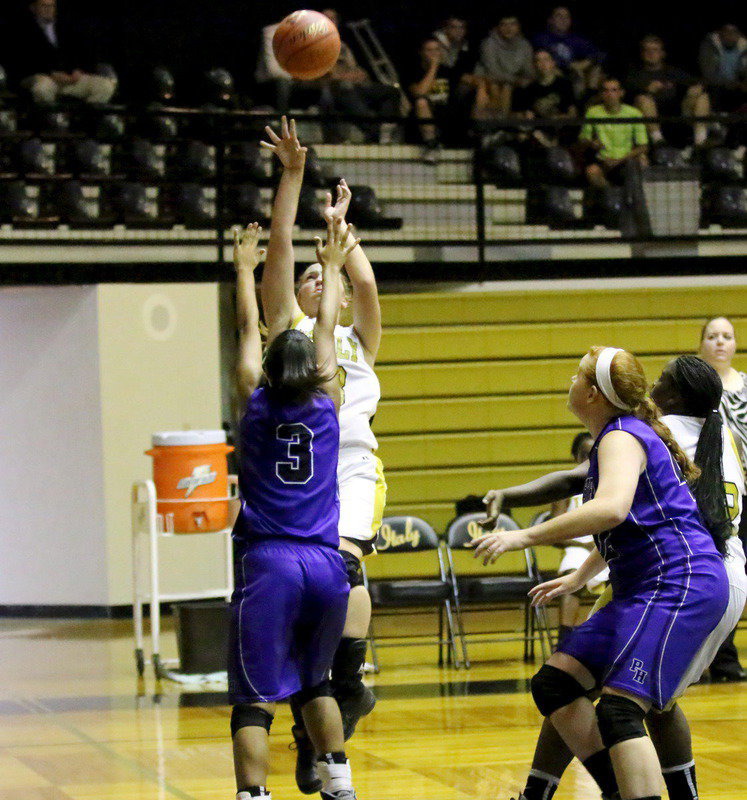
(229, 217, 360, 800)
(473, 346, 729, 800)
(533, 6, 602, 98)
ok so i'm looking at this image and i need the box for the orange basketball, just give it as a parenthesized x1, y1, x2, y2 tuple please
(272, 10, 341, 81)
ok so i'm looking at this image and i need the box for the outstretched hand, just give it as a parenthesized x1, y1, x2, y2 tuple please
(468, 528, 529, 566)
(313, 217, 360, 272)
(323, 179, 352, 225)
(233, 222, 266, 271)
(478, 488, 505, 530)
(260, 115, 307, 170)
(528, 573, 583, 607)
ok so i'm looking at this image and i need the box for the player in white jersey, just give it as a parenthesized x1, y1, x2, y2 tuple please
(259, 117, 385, 794)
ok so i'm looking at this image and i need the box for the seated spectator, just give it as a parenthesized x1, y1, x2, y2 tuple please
(513, 48, 577, 147)
(532, 6, 602, 99)
(475, 14, 534, 115)
(432, 16, 481, 115)
(432, 16, 473, 72)
(320, 9, 401, 143)
(627, 35, 711, 147)
(579, 77, 648, 188)
(698, 22, 747, 112)
(11, 0, 117, 106)
(408, 37, 477, 158)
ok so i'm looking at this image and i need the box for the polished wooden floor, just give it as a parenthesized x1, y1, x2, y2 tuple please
(2, 618, 747, 800)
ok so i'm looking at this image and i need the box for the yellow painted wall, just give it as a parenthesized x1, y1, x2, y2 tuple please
(375, 285, 747, 536)
(97, 284, 225, 605)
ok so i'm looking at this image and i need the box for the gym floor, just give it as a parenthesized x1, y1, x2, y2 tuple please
(2, 617, 747, 800)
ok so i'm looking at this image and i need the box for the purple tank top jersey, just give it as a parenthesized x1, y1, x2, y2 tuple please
(238, 387, 340, 548)
(584, 415, 722, 594)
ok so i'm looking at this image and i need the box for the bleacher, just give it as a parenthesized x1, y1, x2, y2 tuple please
(0, 104, 745, 263)
(375, 283, 747, 543)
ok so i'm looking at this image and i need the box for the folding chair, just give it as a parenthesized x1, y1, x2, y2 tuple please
(362, 515, 465, 671)
(445, 512, 554, 668)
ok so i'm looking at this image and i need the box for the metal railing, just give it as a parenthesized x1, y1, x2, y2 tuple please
(0, 102, 745, 274)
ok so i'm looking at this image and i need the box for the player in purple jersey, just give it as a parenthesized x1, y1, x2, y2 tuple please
(472, 347, 729, 800)
(229, 218, 360, 800)
(482, 354, 739, 800)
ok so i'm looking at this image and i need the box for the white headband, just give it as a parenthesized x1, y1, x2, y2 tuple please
(595, 347, 629, 410)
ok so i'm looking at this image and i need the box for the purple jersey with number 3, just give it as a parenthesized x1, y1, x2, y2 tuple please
(238, 386, 340, 547)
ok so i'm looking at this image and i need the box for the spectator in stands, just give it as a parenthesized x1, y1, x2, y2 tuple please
(532, 6, 602, 99)
(513, 48, 577, 147)
(698, 22, 747, 112)
(11, 0, 117, 106)
(579, 77, 648, 188)
(432, 16, 473, 72)
(431, 16, 482, 117)
(627, 35, 712, 147)
(409, 37, 477, 158)
(475, 15, 534, 115)
(320, 9, 401, 143)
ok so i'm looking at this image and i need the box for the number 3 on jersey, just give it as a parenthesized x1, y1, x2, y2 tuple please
(276, 423, 314, 484)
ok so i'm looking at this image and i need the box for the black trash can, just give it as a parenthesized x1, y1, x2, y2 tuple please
(172, 600, 230, 674)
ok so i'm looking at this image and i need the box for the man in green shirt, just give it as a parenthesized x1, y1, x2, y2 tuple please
(580, 77, 648, 187)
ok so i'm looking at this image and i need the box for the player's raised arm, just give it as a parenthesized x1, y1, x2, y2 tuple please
(323, 180, 381, 363)
(260, 116, 307, 344)
(234, 223, 266, 404)
(313, 218, 361, 411)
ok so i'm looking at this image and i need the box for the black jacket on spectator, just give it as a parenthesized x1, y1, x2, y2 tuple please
(7, 10, 85, 82)
(513, 75, 576, 116)
(625, 64, 694, 107)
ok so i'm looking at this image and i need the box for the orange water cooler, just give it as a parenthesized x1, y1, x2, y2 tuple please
(146, 430, 234, 533)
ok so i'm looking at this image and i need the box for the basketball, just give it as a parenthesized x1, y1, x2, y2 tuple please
(272, 10, 341, 81)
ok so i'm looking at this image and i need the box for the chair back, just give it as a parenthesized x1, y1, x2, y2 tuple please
(375, 516, 440, 553)
(446, 512, 518, 548)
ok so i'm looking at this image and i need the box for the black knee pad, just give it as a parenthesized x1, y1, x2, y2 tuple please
(341, 550, 364, 588)
(292, 679, 334, 709)
(231, 704, 274, 737)
(530, 664, 589, 717)
(596, 694, 647, 749)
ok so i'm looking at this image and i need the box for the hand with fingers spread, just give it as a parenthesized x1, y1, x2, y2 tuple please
(323, 179, 353, 225)
(233, 222, 266, 272)
(479, 488, 506, 530)
(314, 218, 361, 273)
(260, 115, 307, 171)
(469, 528, 529, 566)
(528, 572, 584, 607)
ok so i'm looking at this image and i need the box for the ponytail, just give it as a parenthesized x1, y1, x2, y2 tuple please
(670, 355, 731, 556)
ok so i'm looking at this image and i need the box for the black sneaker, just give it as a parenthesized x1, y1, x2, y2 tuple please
(337, 685, 376, 741)
(321, 790, 357, 800)
(290, 725, 322, 794)
(711, 668, 747, 682)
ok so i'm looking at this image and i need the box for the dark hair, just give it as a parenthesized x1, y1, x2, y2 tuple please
(262, 329, 326, 405)
(700, 315, 735, 341)
(669, 355, 731, 555)
(571, 431, 593, 460)
(601, 76, 622, 88)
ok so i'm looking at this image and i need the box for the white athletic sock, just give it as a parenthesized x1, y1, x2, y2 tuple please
(317, 759, 353, 794)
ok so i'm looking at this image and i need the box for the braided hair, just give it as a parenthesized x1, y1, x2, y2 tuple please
(669, 355, 731, 555)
